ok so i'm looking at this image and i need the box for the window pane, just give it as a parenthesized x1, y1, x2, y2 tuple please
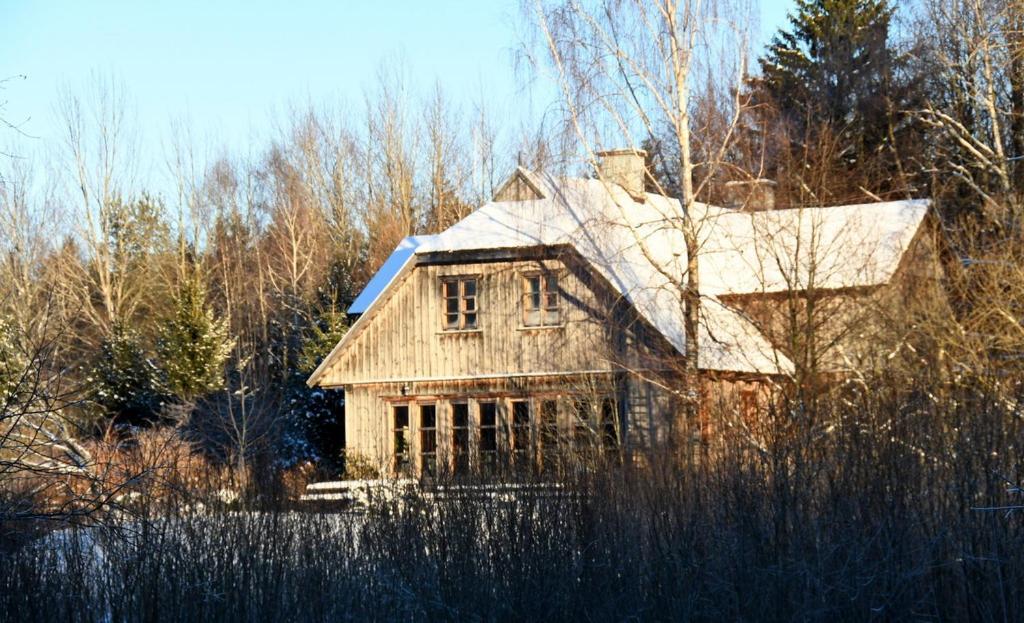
(480, 402, 497, 427)
(480, 401, 498, 457)
(540, 400, 558, 447)
(446, 313, 460, 328)
(443, 281, 457, 297)
(545, 274, 558, 292)
(463, 296, 476, 312)
(463, 312, 477, 328)
(393, 405, 409, 429)
(601, 398, 618, 449)
(511, 400, 531, 454)
(421, 405, 436, 429)
(543, 309, 560, 325)
(524, 309, 540, 327)
(480, 427, 497, 452)
(421, 432, 437, 454)
(463, 279, 476, 297)
(545, 291, 559, 309)
(452, 403, 470, 475)
(452, 403, 469, 428)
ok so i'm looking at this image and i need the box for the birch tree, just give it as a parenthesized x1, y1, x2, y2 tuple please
(528, 0, 754, 414)
(914, 0, 1024, 222)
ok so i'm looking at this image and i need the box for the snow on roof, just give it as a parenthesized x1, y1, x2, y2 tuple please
(348, 235, 434, 314)
(418, 173, 792, 374)
(334, 170, 928, 378)
(698, 199, 930, 295)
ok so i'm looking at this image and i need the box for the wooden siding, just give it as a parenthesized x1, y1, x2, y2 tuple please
(319, 256, 632, 387)
(718, 225, 948, 374)
(493, 171, 544, 202)
(320, 251, 691, 471)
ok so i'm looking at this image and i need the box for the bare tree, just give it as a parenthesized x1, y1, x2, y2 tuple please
(0, 298, 142, 529)
(57, 79, 169, 343)
(527, 0, 754, 415)
(913, 0, 1024, 222)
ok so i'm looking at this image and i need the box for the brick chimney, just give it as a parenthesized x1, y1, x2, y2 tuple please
(723, 179, 777, 211)
(596, 149, 648, 201)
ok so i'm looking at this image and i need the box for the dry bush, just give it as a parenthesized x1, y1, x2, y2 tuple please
(82, 428, 233, 508)
(2, 377, 1022, 622)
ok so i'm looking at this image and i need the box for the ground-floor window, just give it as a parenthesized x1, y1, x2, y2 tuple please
(452, 402, 470, 474)
(392, 404, 410, 475)
(389, 392, 621, 478)
(539, 399, 560, 470)
(420, 403, 437, 477)
(478, 401, 498, 472)
(572, 398, 595, 454)
(600, 398, 618, 449)
(510, 400, 531, 467)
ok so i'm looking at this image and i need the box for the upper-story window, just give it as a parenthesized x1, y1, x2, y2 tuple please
(442, 276, 478, 331)
(523, 273, 561, 327)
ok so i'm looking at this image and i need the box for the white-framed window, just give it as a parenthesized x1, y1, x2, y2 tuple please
(523, 272, 561, 327)
(442, 276, 479, 330)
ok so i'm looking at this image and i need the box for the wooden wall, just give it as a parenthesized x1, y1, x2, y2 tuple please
(320, 250, 686, 472)
(719, 223, 948, 376)
(319, 255, 630, 387)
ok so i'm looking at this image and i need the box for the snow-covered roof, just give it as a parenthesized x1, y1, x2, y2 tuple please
(418, 174, 796, 374)
(697, 199, 930, 295)
(349, 235, 433, 314)
(326, 170, 928, 380)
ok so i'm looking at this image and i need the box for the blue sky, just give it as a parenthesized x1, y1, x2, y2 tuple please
(1, 1, 794, 187)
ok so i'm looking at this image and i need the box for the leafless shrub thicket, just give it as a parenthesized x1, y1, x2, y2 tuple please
(1, 377, 1022, 621)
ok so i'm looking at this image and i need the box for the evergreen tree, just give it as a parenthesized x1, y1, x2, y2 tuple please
(748, 0, 923, 200)
(86, 322, 163, 427)
(280, 307, 348, 468)
(157, 273, 234, 402)
(0, 314, 26, 410)
(757, 0, 894, 128)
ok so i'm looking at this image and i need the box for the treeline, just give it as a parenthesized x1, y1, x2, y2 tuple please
(643, 0, 1024, 226)
(0, 72, 551, 479)
(3, 0, 1024, 488)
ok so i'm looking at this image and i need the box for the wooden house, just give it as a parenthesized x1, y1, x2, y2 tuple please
(307, 150, 938, 477)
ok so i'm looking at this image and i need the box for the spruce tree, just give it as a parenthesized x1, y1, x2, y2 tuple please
(280, 307, 348, 468)
(757, 0, 894, 132)
(87, 322, 163, 426)
(0, 314, 26, 410)
(157, 273, 234, 402)
(749, 0, 922, 199)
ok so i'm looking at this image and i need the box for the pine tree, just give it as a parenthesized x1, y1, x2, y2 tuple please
(86, 322, 163, 426)
(157, 273, 234, 402)
(757, 0, 894, 130)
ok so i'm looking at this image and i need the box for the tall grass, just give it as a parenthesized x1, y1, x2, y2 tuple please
(2, 379, 1023, 621)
